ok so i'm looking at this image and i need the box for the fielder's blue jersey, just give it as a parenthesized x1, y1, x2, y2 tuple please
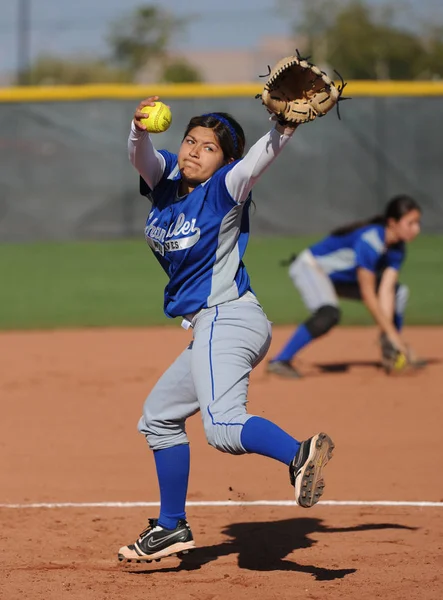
(143, 150, 252, 318)
(309, 224, 406, 283)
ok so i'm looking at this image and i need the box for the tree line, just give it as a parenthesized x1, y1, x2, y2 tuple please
(285, 0, 443, 79)
(20, 6, 202, 85)
(19, 1, 443, 85)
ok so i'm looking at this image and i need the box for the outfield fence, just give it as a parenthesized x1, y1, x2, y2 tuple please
(1, 82, 442, 242)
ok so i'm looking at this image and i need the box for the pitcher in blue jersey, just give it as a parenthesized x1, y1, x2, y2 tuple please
(267, 195, 422, 379)
(118, 96, 335, 563)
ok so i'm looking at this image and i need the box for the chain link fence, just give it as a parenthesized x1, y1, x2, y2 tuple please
(0, 93, 442, 241)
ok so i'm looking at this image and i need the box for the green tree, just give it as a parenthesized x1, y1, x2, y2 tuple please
(278, 0, 345, 64)
(161, 59, 202, 83)
(280, 0, 443, 79)
(19, 4, 197, 85)
(107, 5, 185, 76)
(20, 55, 131, 86)
(423, 27, 443, 78)
(326, 2, 427, 79)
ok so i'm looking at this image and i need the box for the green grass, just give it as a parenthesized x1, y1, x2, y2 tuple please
(0, 236, 442, 330)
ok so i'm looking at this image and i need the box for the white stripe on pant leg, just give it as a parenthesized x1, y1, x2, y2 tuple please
(289, 250, 339, 312)
(396, 284, 409, 315)
(191, 302, 260, 455)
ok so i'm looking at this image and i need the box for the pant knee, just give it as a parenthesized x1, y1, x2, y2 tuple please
(138, 398, 159, 435)
(305, 305, 341, 338)
(138, 401, 188, 451)
(203, 410, 248, 455)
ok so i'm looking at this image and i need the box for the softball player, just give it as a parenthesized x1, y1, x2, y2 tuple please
(267, 195, 422, 378)
(118, 96, 334, 563)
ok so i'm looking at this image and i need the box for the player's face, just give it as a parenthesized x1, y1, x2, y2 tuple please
(394, 209, 421, 242)
(178, 127, 229, 185)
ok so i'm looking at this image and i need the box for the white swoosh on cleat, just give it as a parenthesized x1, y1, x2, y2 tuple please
(143, 531, 184, 550)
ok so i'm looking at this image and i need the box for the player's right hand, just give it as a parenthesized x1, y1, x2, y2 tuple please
(380, 331, 410, 374)
(133, 96, 159, 131)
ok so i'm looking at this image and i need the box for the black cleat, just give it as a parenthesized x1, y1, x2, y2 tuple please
(290, 433, 334, 508)
(267, 360, 302, 379)
(118, 518, 195, 563)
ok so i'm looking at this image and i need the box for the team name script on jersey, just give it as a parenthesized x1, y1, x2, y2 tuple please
(144, 212, 201, 256)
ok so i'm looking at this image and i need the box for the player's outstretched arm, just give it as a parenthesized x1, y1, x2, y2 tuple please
(357, 267, 407, 354)
(378, 267, 398, 324)
(275, 121, 299, 136)
(226, 48, 344, 205)
(225, 124, 298, 204)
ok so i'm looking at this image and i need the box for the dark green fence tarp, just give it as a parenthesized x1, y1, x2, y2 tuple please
(0, 96, 441, 241)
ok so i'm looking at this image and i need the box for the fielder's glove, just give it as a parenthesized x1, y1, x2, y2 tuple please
(379, 333, 427, 375)
(256, 50, 348, 126)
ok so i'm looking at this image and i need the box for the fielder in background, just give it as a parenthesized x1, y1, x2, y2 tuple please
(267, 195, 424, 379)
(118, 54, 341, 564)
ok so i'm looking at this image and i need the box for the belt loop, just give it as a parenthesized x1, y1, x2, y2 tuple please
(181, 318, 193, 330)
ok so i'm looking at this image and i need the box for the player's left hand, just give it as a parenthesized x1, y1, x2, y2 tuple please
(257, 50, 348, 126)
(379, 333, 427, 375)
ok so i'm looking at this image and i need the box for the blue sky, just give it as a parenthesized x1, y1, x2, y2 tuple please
(0, 0, 289, 77)
(0, 0, 441, 79)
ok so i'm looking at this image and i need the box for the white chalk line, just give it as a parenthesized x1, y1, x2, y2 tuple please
(0, 500, 442, 509)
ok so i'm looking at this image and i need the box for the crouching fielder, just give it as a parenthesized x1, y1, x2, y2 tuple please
(268, 195, 423, 378)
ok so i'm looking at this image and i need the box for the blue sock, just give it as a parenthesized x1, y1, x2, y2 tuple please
(272, 323, 313, 362)
(240, 416, 300, 465)
(394, 313, 403, 331)
(154, 444, 190, 530)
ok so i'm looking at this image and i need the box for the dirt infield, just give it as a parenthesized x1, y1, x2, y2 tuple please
(1, 326, 442, 600)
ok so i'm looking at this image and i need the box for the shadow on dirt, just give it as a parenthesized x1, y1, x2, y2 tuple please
(126, 517, 417, 580)
(314, 356, 439, 374)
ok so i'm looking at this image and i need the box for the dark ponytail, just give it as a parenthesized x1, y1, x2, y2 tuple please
(330, 194, 421, 236)
(331, 214, 384, 236)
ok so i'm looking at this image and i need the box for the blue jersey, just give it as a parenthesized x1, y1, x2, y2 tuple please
(309, 224, 405, 283)
(144, 150, 252, 318)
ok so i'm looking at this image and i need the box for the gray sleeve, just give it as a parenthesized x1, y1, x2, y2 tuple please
(225, 127, 295, 204)
(128, 121, 166, 190)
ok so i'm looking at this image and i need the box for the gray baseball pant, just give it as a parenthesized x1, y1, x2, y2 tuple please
(138, 294, 272, 454)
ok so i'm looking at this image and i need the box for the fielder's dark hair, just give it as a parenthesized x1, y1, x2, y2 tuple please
(330, 195, 422, 236)
(183, 112, 246, 161)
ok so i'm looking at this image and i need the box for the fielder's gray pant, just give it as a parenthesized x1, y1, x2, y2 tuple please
(289, 249, 409, 314)
(138, 293, 272, 454)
